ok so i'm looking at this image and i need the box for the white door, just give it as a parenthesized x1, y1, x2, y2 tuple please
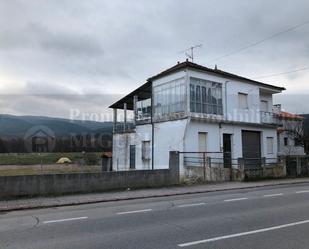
(198, 132, 207, 152)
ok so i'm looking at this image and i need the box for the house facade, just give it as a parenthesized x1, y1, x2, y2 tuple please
(109, 61, 285, 177)
(274, 105, 305, 156)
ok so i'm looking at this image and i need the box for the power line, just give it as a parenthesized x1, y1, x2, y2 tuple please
(207, 20, 309, 63)
(253, 66, 309, 79)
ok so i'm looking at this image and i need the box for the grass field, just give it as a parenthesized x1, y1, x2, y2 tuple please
(0, 152, 101, 165)
(0, 164, 102, 176)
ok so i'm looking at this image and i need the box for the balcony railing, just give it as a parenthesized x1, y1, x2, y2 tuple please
(260, 111, 279, 125)
(113, 122, 135, 133)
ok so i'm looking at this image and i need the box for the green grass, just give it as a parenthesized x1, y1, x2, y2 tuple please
(0, 165, 102, 176)
(0, 152, 101, 165)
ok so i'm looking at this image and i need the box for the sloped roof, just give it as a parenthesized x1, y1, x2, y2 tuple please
(109, 60, 285, 109)
(109, 81, 152, 110)
(149, 60, 285, 91)
(278, 111, 304, 120)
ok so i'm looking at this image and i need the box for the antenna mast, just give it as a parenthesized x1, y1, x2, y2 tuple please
(180, 44, 202, 62)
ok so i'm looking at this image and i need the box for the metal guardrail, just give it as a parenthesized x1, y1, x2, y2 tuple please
(113, 123, 136, 133)
(260, 111, 279, 125)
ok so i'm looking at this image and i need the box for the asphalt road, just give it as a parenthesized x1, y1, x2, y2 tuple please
(2, 183, 309, 249)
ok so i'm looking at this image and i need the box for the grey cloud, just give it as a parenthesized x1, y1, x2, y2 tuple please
(1, 0, 309, 118)
(0, 22, 104, 57)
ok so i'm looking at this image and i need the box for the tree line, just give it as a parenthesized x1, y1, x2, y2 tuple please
(0, 133, 112, 153)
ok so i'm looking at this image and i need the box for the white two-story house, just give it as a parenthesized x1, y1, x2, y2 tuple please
(109, 60, 285, 177)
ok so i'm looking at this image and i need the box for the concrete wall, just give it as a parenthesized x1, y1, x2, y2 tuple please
(112, 132, 135, 171)
(153, 119, 188, 170)
(184, 120, 278, 164)
(112, 120, 188, 171)
(0, 157, 179, 199)
(184, 166, 242, 182)
(112, 125, 154, 171)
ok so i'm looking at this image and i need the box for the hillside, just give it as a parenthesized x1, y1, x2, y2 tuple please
(0, 114, 113, 138)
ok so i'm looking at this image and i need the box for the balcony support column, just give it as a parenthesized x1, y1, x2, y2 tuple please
(133, 95, 138, 125)
(123, 103, 127, 132)
(113, 108, 117, 133)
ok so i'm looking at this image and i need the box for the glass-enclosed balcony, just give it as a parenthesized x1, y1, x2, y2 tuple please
(136, 98, 152, 124)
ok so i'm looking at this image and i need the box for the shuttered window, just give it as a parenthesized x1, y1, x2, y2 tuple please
(267, 137, 274, 154)
(142, 141, 151, 160)
(238, 93, 248, 109)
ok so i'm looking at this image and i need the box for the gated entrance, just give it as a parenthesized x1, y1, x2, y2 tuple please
(180, 151, 238, 182)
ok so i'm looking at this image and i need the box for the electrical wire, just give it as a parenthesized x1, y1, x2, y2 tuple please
(253, 66, 309, 79)
(207, 20, 309, 63)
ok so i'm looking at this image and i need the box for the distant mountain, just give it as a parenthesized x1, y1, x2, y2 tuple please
(0, 114, 113, 138)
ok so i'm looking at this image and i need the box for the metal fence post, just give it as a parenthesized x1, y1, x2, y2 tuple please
(203, 152, 206, 181)
(261, 157, 266, 177)
(208, 157, 212, 181)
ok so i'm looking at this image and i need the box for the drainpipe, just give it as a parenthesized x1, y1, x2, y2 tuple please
(133, 95, 138, 126)
(150, 81, 154, 170)
(123, 103, 127, 132)
(225, 81, 229, 120)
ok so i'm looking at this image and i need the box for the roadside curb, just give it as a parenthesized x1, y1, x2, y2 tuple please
(2, 179, 309, 212)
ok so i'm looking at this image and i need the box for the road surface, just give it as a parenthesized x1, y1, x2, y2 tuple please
(2, 183, 309, 249)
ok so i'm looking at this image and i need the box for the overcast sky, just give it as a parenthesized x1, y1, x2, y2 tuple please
(1, 0, 309, 121)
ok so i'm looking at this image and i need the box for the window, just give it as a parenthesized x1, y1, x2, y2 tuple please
(284, 137, 288, 146)
(267, 137, 274, 154)
(142, 141, 151, 160)
(238, 93, 248, 109)
(137, 98, 151, 120)
(190, 77, 223, 115)
(129, 145, 136, 169)
(260, 100, 268, 112)
(154, 78, 186, 117)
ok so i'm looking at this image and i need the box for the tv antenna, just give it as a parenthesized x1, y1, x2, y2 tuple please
(180, 44, 202, 62)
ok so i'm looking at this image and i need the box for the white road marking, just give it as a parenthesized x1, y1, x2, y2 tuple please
(178, 219, 309, 247)
(223, 197, 248, 202)
(43, 216, 88, 224)
(117, 209, 152, 215)
(263, 193, 283, 197)
(177, 203, 206, 208)
(296, 190, 309, 194)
